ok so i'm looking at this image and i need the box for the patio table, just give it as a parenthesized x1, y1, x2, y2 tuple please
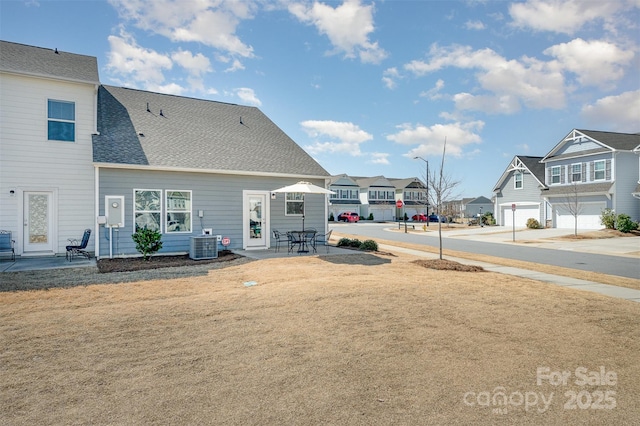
(288, 230, 316, 254)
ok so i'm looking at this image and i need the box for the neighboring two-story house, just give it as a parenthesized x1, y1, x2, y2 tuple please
(328, 174, 361, 220)
(541, 129, 639, 229)
(352, 176, 397, 221)
(0, 41, 99, 257)
(493, 156, 547, 227)
(390, 178, 427, 219)
(493, 130, 639, 230)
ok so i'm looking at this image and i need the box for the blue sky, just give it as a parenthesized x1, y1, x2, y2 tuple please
(2, 0, 638, 197)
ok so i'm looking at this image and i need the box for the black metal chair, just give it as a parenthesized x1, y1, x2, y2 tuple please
(66, 229, 92, 261)
(272, 230, 289, 253)
(0, 230, 15, 261)
(312, 230, 332, 253)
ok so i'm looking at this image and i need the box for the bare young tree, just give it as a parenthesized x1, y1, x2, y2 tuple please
(558, 182, 584, 236)
(427, 138, 461, 259)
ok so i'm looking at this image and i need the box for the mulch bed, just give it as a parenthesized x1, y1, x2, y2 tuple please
(97, 250, 240, 273)
(412, 258, 484, 272)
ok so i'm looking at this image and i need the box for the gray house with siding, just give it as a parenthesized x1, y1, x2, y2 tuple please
(328, 174, 361, 220)
(93, 85, 329, 257)
(541, 129, 640, 229)
(493, 156, 548, 227)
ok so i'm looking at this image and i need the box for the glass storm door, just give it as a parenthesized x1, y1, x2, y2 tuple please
(24, 191, 54, 252)
(245, 192, 267, 249)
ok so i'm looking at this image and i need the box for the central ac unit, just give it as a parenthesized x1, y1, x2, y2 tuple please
(190, 236, 218, 260)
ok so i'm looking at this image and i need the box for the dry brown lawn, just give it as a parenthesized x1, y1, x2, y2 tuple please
(2, 251, 639, 425)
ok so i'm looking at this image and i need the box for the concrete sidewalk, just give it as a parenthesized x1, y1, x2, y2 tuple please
(381, 244, 640, 303)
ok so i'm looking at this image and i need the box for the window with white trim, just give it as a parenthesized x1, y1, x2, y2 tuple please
(514, 172, 523, 189)
(134, 189, 161, 232)
(571, 164, 582, 182)
(166, 190, 192, 233)
(551, 166, 561, 184)
(594, 160, 605, 181)
(48, 99, 75, 141)
(286, 193, 304, 215)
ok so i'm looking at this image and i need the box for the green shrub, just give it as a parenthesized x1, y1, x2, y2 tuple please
(328, 212, 335, 222)
(482, 212, 495, 225)
(359, 240, 378, 251)
(349, 238, 362, 248)
(367, 213, 374, 221)
(337, 238, 352, 247)
(526, 218, 541, 229)
(615, 214, 638, 233)
(132, 227, 163, 260)
(600, 208, 616, 229)
(403, 213, 409, 221)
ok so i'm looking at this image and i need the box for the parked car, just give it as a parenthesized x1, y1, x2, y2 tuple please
(412, 214, 427, 222)
(428, 214, 446, 223)
(337, 212, 360, 222)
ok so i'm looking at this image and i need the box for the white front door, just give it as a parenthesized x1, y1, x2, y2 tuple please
(243, 191, 269, 249)
(23, 191, 55, 253)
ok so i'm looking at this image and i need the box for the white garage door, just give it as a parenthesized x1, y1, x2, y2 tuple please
(555, 203, 605, 230)
(503, 206, 539, 228)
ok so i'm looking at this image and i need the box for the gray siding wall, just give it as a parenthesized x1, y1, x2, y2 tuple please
(544, 152, 613, 186)
(494, 171, 543, 224)
(97, 168, 327, 257)
(614, 152, 640, 221)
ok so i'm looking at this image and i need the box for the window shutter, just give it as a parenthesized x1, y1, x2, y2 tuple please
(560, 165, 565, 184)
(582, 162, 587, 182)
(589, 161, 594, 181)
(606, 160, 611, 180)
(547, 168, 551, 185)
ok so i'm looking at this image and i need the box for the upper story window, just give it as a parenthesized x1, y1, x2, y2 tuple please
(134, 189, 162, 232)
(551, 166, 561, 184)
(514, 172, 523, 189)
(593, 160, 605, 181)
(166, 190, 192, 233)
(571, 164, 582, 182)
(368, 190, 394, 200)
(330, 189, 358, 199)
(286, 193, 304, 216)
(48, 99, 75, 142)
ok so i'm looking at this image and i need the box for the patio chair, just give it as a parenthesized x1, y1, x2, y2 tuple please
(272, 230, 289, 253)
(312, 230, 332, 254)
(286, 231, 303, 254)
(66, 229, 92, 261)
(0, 230, 15, 261)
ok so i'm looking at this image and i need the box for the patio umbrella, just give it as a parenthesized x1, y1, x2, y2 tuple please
(272, 181, 335, 230)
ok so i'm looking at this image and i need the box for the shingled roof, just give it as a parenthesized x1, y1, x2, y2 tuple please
(93, 85, 329, 177)
(0, 40, 99, 84)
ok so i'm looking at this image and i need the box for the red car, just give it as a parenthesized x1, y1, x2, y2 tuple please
(412, 214, 427, 222)
(337, 212, 360, 222)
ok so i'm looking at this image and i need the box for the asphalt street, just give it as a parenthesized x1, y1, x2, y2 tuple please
(331, 222, 640, 280)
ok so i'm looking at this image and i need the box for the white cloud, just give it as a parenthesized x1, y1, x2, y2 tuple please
(386, 121, 484, 158)
(581, 90, 640, 132)
(405, 44, 566, 112)
(382, 67, 400, 89)
(171, 49, 212, 76)
(301, 120, 373, 156)
(108, 0, 256, 57)
(508, 0, 633, 35)
(225, 59, 245, 73)
(420, 79, 445, 100)
(464, 20, 485, 30)
(369, 152, 390, 165)
(288, 0, 387, 64)
(106, 30, 175, 89)
(234, 88, 261, 106)
(544, 38, 635, 88)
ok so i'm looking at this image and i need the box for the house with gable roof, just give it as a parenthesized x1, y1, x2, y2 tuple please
(1, 40, 331, 258)
(0, 40, 99, 257)
(493, 156, 548, 227)
(541, 129, 639, 229)
(389, 177, 428, 219)
(93, 85, 330, 256)
(328, 174, 361, 220)
(354, 176, 397, 221)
